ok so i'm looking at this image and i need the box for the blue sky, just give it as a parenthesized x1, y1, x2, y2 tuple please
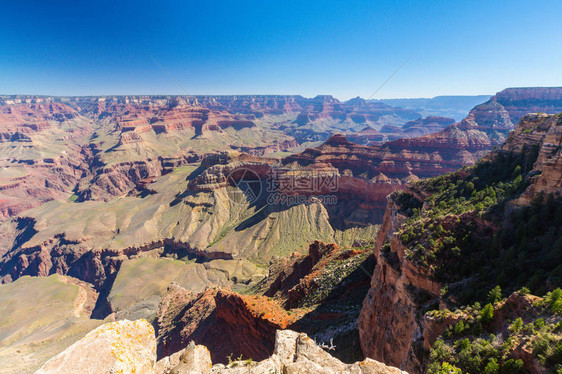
(1, 0, 561, 99)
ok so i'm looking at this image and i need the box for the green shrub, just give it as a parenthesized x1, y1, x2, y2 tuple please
(546, 288, 562, 314)
(488, 286, 502, 304)
(458, 338, 471, 350)
(484, 358, 499, 374)
(501, 359, 524, 374)
(534, 318, 545, 331)
(453, 321, 466, 336)
(480, 303, 494, 324)
(428, 362, 463, 374)
(547, 341, 562, 367)
(533, 335, 552, 361)
(509, 317, 523, 333)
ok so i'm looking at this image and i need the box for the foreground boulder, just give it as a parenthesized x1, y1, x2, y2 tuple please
(156, 329, 407, 374)
(36, 319, 156, 374)
(37, 319, 404, 374)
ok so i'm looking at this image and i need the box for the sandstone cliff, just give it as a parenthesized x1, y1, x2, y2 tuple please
(358, 195, 441, 373)
(500, 113, 562, 204)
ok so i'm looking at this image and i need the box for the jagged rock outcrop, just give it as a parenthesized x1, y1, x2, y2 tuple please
(455, 86, 562, 144)
(154, 241, 375, 366)
(155, 341, 213, 374)
(36, 319, 156, 374)
(155, 284, 303, 363)
(155, 329, 408, 374)
(494, 87, 562, 122)
(77, 159, 164, 201)
(34, 321, 409, 374)
(260, 241, 341, 302)
(357, 195, 441, 373)
(500, 113, 562, 204)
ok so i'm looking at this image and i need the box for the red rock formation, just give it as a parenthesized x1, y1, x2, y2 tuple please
(76, 159, 163, 201)
(367, 87, 562, 177)
(357, 195, 442, 373)
(494, 87, 562, 122)
(286, 132, 485, 182)
(0, 99, 77, 140)
(400, 116, 455, 138)
(453, 87, 562, 145)
(342, 127, 385, 144)
(155, 241, 374, 364)
(499, 113, 562, 204)
(342, 117, 455, 145)
(0, 152, 90, 220)
(230, 139, 299, 156)
(260, 241, 340, 302)
(155, 284, 304, 363)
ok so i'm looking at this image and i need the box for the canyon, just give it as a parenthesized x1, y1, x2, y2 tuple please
(2, 88, 560, 221)
(0, 87, 561, 373)
(0, 94, 426, 220)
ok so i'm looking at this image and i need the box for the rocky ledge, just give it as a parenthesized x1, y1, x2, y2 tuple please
(36, 320, 406, 374)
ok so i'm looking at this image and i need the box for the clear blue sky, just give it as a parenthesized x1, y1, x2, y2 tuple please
(1, 0, 561, 99)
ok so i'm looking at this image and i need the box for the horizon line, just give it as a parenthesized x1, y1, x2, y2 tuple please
(0, 92, 499, 101)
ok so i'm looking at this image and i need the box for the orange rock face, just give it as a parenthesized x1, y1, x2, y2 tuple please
(155, 240, 375, 365)
(357, 196, 442, 373)
(155, 284, 304, 363)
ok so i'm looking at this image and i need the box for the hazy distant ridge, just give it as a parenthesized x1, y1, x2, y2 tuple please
(377, 95, 492, 121)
